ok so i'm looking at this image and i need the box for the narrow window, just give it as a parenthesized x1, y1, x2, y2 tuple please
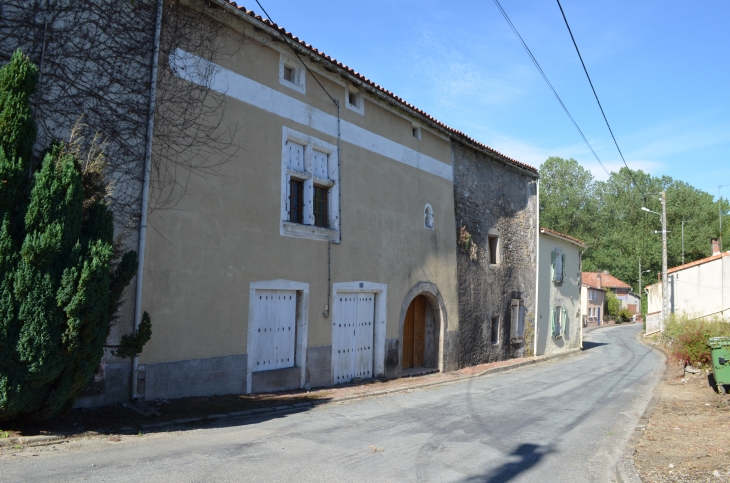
(412, 126, 421, 140)
(348, 91, 358, 107)
(313, 185, 328, 228)
(553, 306, 562, 337)
(289, 179, 304, 224)
(491, 316, 499, 345)
(488, 236, 498, 264)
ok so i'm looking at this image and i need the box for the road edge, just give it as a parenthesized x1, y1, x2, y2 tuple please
(615, 332, 667, 483)
(2, 348, 584, 446)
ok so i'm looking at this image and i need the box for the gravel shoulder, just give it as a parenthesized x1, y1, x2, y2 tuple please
(634, 336, 730, 483)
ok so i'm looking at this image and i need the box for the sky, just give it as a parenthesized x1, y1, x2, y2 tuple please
(255, 0, 730, 198)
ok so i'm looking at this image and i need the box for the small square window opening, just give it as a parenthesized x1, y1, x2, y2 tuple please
(348, 91, 358, 107)
(412, 126, 422, 140)
(488, 236, 498, 264)
(491, 316, 499, 345)
(284, 66, 294, 83)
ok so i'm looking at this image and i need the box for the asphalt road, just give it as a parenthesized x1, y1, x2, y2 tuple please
(3, 324, 663, 483)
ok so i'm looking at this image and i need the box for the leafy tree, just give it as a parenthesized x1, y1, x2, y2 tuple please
(606, 291, 621, 317)
(539, 157, 727, 299)
(0, 50, 140, 422)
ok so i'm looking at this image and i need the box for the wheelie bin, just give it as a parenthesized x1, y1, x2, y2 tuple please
(708, 337, 730, 394)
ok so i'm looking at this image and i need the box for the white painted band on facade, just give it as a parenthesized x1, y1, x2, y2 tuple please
(171, 49, 453, 182)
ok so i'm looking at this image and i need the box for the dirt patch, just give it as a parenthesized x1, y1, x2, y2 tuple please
(634, 343, 730, 483)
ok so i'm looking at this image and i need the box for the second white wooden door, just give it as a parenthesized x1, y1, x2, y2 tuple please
(333, 292, 375, 384)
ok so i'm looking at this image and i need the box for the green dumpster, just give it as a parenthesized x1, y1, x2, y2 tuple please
(708, 337, 730, 394)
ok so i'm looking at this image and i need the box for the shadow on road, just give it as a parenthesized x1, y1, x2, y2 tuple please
(464, 443, 554, 483)
(582, 340, 608, 351)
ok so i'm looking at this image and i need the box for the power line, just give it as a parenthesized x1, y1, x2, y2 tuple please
(492, 0, 610, 178)
(254, 0, 338, 107)
(555, 0, 644, 196)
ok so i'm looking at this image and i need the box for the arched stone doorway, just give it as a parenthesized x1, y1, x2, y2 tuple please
(398, 282, 448, 373)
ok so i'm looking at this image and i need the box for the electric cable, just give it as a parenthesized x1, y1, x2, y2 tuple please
(555, 0, 645, 196)
(492, 0, 610, 178)
(254, 0, 338, 107)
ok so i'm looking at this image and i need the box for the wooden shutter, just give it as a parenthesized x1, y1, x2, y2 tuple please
(287, 141, 304, 171)
(551, 251, 556, 281)
(561, 306, 568, 337)
(312, 151, 328, 179)
(550, 307, 555, 337)
(561, 254, 566, 282)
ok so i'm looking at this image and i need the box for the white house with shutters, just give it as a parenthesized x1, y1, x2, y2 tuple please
(535, 228, 585, 356)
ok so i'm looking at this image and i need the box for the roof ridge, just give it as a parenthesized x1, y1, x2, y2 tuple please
(219, 1, 538, 174)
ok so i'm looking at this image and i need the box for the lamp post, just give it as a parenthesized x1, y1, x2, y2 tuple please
(642, 191, 668, 332)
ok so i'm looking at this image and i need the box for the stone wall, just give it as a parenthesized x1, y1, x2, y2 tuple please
(452, 142, 538, 367)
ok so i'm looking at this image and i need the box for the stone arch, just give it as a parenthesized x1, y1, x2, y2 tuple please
(398, 281, 448, 374)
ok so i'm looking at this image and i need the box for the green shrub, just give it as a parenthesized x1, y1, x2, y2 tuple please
(0, 50, 142, 422)
(664, 314, 730, 367)
(606, 291, 621, 317)
(618, 309, 632, 323)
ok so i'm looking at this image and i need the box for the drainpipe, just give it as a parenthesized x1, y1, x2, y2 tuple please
(131, 0, 163, 402)
(533, 178, 539, 357)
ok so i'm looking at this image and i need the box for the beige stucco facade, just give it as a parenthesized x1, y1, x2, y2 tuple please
(581, 285, 606, 326)
(135, 1, 460, 398)
(536, 230, 584, 356)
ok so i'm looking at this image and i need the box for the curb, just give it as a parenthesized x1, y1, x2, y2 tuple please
(0, 434, 65, 447)
(2, 348, 584, 444)
(615, 332, 667, 483)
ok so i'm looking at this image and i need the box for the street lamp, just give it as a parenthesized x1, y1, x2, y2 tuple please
(642, 191, 668, 332)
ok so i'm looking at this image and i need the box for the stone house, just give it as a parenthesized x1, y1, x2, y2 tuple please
(536, 228, 585, 355)
(452, 139, 539, 366)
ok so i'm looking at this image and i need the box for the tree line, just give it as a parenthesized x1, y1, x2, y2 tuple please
(539, 156, 728, 295)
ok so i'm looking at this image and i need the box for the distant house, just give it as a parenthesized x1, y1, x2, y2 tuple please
(536, 228, 585, 356)
(646, 239, 730, 333)
(582, 271, 634, 315)
(581, 283, 606, 326)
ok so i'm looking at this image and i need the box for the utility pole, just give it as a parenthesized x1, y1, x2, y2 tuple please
(661, 191, 668, 332)
(721, 185, 729, 252)
(639, 260, 650, 319)
(642, 191, 670, 332)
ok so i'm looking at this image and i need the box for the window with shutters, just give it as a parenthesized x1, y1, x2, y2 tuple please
(551, 305, 565, 339)
(551, 248, 565, 284)
(280, 127, 340, 241)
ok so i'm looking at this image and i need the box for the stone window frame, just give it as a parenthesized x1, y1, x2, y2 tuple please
(279, 54, 306, 94)
(345, 85, 364, 115)
(491, 315, 500, 345)
(280, 126, 340, 242)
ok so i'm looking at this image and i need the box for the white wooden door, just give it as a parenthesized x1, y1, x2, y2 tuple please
(333, 292, 374, 384)
(252, 289, 296, 372)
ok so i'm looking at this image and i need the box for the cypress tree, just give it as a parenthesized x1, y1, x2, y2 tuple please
(0, 50, 139, 422)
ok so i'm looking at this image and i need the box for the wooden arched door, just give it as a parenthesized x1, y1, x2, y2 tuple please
(402, 295, 426, 368)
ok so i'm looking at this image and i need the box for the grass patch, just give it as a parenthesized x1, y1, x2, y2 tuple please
(0, 431, 9, 439)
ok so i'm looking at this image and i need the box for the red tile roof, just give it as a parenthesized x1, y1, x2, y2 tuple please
(214, 0, 538, 175)
(582, 272, 631, 290)
(540, 228, 586, 248)
(668, 251, 730, 274)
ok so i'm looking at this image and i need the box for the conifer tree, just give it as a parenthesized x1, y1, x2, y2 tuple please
(0, 50, 140, 422)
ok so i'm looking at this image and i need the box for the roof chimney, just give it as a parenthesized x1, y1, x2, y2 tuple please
(712, 238, 721, 256)
(597, 273, 602, 289)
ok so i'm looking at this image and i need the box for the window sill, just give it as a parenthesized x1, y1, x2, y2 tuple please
(282, 221, 339, 242)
